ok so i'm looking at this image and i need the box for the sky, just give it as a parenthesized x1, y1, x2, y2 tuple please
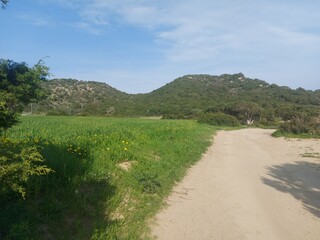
(1, 0, 319, 93)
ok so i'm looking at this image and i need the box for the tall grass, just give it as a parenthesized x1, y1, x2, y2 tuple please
(1, 116, 216, 239)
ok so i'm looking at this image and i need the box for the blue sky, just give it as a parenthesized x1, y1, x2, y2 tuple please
(1, 0, 319, 93)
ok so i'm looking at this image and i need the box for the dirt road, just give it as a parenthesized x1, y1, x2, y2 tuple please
(151, 129, 320, 240)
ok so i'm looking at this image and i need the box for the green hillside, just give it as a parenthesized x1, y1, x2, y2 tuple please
(30, 78, 131, 116)
(145, 73, 319, 112)
(28, 73, 320, 127)
(142, 74, 320, 120)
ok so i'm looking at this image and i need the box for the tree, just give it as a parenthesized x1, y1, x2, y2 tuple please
(226, 102, 262, 125)
(0, 59, 49, 133)
(0, 59, 52, 198)
(1, 0, 8, 9)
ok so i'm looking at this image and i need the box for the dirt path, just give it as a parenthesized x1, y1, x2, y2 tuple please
(151, 129, 320, 240)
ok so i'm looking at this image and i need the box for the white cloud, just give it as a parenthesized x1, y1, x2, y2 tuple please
(267, 26, 320, 46)
(47, 0, 320, 90)
(79, 9, 110, 26)
(19, 14, 50, 26)
(70, 21, 104, 35)
(59, 0, 319, 65)
(44, 0, 320, 51)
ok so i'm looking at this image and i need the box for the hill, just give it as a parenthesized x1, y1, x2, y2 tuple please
(142, 73, 320, 116)
(30, 78, 131, 116)
(28, 73, 320, 125)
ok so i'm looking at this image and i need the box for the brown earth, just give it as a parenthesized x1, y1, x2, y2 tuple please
(151, 129, 320, 240)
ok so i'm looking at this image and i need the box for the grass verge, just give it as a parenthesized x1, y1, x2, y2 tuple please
(1, 116, 216, 239)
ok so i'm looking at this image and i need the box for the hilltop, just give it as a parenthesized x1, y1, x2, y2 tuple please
(33, 78, 130, 116)
(142, 73, 320, 115)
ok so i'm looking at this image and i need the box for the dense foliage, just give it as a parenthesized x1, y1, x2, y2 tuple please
(32, 79, 129, 116)
(0, 59, 52, 199)
(0, 138, 53, 199)
(198, 112, 240, 127)
(30, 73, 320, 133)
(279, 114, 320, 135)
(0, 59, 49, 132)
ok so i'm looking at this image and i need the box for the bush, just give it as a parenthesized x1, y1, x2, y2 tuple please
(279, 115, 320, 135)
(198, 112, 240, 127)
(0, 138, 53, 199)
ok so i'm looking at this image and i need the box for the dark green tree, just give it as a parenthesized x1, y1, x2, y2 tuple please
(0, 59, 52, 199)
(226, 102, 262, 125)
(0, 59, 49, 133)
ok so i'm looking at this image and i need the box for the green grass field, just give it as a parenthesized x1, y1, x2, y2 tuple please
(1, 116, 216, 239)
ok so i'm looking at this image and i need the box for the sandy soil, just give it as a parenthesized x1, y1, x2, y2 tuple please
(151, 128, 320, 240)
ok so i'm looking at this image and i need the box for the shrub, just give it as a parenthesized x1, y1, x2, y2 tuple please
(198, 112, 240, 127)
(0, 138, 53, 199)
(279, 115, 320, 135)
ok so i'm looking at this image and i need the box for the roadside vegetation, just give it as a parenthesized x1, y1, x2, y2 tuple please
(1, 116, 216, 239)
(272, 112, 320, 138)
